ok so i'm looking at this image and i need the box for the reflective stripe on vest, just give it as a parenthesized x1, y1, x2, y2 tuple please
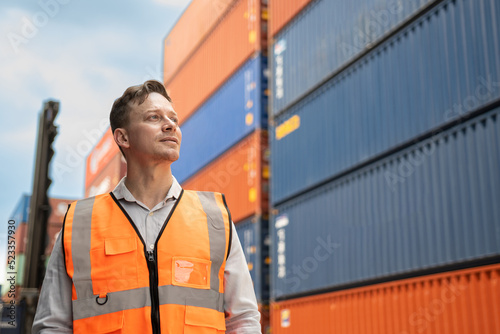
(63, 190, 230, 331)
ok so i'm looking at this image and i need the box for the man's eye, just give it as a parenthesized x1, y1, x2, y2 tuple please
(149, 115, 159, 120)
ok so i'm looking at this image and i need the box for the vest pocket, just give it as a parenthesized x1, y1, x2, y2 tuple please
(74, 310, 124, 334)
(89, 237, 139, 293)
(184, 305, 226, 333)
(104, 237, 137, 255)
(172, 257, 211, 289)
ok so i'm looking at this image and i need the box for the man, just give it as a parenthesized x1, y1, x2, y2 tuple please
(33, 80, 261, 333)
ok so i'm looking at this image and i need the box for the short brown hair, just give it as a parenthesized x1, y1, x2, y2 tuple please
(110, 80, 172, 133)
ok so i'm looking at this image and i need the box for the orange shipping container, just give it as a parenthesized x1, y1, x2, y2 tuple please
(271, 264, 500, 334)
(165, 0, 266, 123)
(269, 0, 313, 38)
(85, 152, 126, 197)
(48, 197, 73, 224)
(182, 131, 269, 223)
(85, 128, 119, 189)
(163, 0, 236, 84)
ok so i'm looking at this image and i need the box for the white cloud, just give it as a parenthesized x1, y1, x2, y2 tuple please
(0, 8, 142, 201)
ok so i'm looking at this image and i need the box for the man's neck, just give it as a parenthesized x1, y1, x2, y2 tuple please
(125, 160, 174, 210)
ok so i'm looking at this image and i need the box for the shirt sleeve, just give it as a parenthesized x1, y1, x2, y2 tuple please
(224, 223, 262, 334)
(32, 231, 73, 333)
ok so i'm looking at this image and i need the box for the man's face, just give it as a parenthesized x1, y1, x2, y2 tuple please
(123, 92, 182, 163)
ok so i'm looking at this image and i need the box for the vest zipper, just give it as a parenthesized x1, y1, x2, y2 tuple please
(147, 250, 161, 334)
(109, 191, 185, 334)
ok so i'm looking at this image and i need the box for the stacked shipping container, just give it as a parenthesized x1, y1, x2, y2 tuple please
(164, 0, 270, 331)
(272, 108, 500, 297)
(182, 130, 269, 223)
(269, 0, 500, 332)
(3, 195, 74, 291)
(162, 0, 235, 84)
(271, 263, 500, 333)
(271, 0, 500, 202)
(85, 128, 126, 197)
(165, 0, 267, 123)
(2, 194, 73, 333)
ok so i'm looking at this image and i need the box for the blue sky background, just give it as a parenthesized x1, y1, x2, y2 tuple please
(0, 0, 191, 283)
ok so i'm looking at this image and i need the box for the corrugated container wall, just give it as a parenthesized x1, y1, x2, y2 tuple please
(272, 108, 500, 299)
(172, 54, 267, 184)
(85, 128, 120, 190)
(182, 131, 269, 223)
(271, 0, 439, 115)
(271, 0, 500, 203)
(85, 152, 126, 197)
(271, 264, 500, 334)
(165, 0, 267, 123)
(268, 0, 313, 38)
(235, 215, 270, 303)
(163, 0, 236, 83)
(48, 198, 73, 224)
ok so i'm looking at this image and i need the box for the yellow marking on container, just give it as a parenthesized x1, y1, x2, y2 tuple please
(275, 115, 300, 140)
(249, 187, 257, 202)
(262, 165, 270, 179)
(249, 30, 256, 43)
(245, 112, 254, 125)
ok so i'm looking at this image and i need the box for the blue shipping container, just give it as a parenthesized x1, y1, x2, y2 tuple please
(172, 54, 268, 183)
(235, 215, 270, 303)
(9, 194, 30, 228)
(272, 0, 440, 115)
(271, 108, 500, 299)
(271, 0, 500, 203)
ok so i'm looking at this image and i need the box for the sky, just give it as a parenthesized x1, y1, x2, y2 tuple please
(0, 0, 191, 283)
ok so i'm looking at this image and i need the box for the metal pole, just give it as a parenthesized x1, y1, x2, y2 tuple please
(21, 101, 59, 333)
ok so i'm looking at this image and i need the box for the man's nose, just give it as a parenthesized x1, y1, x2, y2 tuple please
(162, 117, 177, 131)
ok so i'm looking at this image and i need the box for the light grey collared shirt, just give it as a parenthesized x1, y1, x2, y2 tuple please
(33, 176, 261, 333)
(113, 176, 183, 252)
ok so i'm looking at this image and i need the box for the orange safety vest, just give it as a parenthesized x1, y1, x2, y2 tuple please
(62, 189, 232, 334)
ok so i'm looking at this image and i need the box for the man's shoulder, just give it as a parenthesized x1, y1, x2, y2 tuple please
(182, 189, 224, 197)
(70, 192, 113, 207)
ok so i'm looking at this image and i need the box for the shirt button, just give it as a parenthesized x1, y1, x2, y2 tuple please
(149, 212, 154, 216)
(149, 244, 154, 250)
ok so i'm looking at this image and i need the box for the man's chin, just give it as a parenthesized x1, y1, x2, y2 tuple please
(161, 152, 180, 162)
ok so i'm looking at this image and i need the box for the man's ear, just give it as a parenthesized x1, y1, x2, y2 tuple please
(114, 128, 130, 150)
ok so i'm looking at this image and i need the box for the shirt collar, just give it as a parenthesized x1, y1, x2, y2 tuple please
(112, 175, 182, 204)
